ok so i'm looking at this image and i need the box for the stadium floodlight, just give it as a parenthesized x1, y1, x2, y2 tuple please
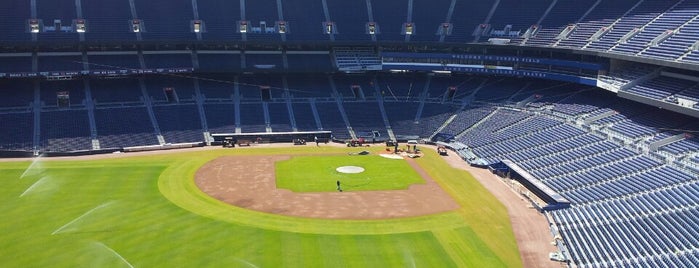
(193, 20, 202, 33)
(404, 23, 413, 35)
(75, 19, 86, 33)
(238, 21, 248, 33)
(439, 23, 452, 36)
(324, 22, 334, 34)
(277, 21, 287, 34)
(131, 19, 141, 33)
(29, 19, 40, 33)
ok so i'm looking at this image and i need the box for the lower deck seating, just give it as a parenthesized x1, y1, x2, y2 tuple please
(40, 109, 92, 152)
(94, 107, 158, 148)
(291, 102, 318, 131)
(384, 101, 420, 138)
(0, 112, 34, 151)
(267, 103, 293, 132)
(239, 103, 266, 133)
(315, 102, 350, 139)
(412, 103, 455, 139)
(343, 101, 386, 136)
(152, 104, 203, 143)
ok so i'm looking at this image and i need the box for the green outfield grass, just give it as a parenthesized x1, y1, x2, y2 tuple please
(0, 146, 521, 267)
(276, 154, 424, 192)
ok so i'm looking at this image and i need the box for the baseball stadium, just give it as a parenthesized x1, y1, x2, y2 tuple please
(1, 0, 699, 267)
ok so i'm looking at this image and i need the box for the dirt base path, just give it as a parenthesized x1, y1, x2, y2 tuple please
(435, 146, 559, 268)
(194, 154, 460, 220)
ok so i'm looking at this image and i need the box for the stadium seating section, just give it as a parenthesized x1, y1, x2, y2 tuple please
(0, 73, 683, 266)
(0, 0, 695, 63)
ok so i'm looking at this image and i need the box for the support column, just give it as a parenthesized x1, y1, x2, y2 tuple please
(414, 75, 432, 122)
(440, 0, 457, 43)
(75, 0, 85, 42)
(239, 0, 247, 42)
(138, 78, 163, 144)
(405, 0, 413, 42)
(276, 0, 286, 42)
(262, 102, 272, 132)
(365, 0, 377, 42)
(282, 76, 298, 131)
(192, 0, 202, 41)
(32, 81, 41, 155)
(372, 78, 395, 140)
(321, 0, 335, 42)
(83, 79, 99, 149)
(233, 76, 241, 133)
(129, 0, 143, 41)
(309, 99, 322, 131)
(30, 0, 37, 42)
(193, 79, 210, 143)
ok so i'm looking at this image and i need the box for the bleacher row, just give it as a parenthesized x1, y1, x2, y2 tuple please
(592, 64, 699, 120)
(516, 0, 699, 64)
(552, 200, 699, 267)
(2, 0, 699, 65)
(626, 76, 699, 107)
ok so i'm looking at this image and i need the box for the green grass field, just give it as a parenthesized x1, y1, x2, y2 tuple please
(0, 146, 521, 267)
(276, 154, 424, 192)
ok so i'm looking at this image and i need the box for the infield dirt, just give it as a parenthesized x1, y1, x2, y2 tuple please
(194, 154, 460, 220)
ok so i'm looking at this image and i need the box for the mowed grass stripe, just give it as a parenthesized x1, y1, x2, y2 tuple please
(355, 235, 388, 266)
(317, 234, 346, 267)
(280, 232, 313, 267)
(337, 235, 371, 267)
(433, 227, 510, 267)
(411, 232, 460, 268)
(1, 164, 171, 267)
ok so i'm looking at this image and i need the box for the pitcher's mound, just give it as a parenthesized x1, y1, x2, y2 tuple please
(336, 166, 365, 174)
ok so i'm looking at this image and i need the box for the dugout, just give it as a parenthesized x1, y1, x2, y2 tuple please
(495, 160, 570, 211)
(211, 131, 332, 145)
